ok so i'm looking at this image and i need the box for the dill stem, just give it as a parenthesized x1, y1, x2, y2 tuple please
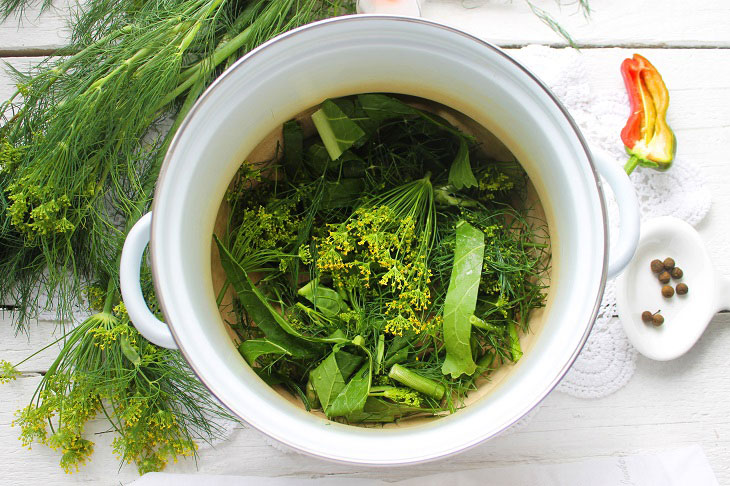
(469, 315, 502, 333)
(154, 20, 253, 110)
(88, 47, 153, 92)
(1, 25, 132, 129)
(178, 0, 225, 52)
(521, 242, 548, 249)
(9, 331, 68, 369)
(155, 0, 296, 112)
(102, 279, 116, 314)
(174, 0, 261, 85)
(99, 402, 122, 434)
(29, 317, 98, 405)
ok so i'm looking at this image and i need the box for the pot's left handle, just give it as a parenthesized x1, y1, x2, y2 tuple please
(591, 149, 641, 279)
(119, 212, 178, 349)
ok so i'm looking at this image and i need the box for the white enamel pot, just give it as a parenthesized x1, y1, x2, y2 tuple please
(120, 16, 640, 464)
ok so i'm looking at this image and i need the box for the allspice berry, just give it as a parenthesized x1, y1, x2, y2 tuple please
(658, 271, 671, 284)
(671, 267, 683, 279)
(652, 313, 665, 326)
(661, 285, 675, 298)
(641, 311, 653, 322)
(663, 257, 675, 270)
(676, 283, 689, 295)
(650, 259, 664, 273)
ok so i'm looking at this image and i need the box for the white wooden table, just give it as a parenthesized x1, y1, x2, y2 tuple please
(2, 1, 729, 484)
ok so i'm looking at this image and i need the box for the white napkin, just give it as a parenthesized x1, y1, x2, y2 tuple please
(131, 445, 718, 486)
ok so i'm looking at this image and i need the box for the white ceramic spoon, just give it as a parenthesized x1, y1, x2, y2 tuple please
(616, 216, 730, 361)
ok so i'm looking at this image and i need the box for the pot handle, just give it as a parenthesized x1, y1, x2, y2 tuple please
(119, 212, 178, 349)
(591, 148, 641, 278)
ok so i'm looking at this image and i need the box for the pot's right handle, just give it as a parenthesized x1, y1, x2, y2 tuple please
(591, 149, 641, 279)
(119, 212, 178, 349)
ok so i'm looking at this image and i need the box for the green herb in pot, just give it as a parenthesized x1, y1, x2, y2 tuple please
(216, 93, 550, 423)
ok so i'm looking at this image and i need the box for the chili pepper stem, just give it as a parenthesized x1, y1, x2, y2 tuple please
(624, 155, 640, 175)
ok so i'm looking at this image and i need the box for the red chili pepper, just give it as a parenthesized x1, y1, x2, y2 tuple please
(620, 54, 676, 174)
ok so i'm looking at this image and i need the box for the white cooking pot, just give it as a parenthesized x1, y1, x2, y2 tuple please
(119, 16, 640, 464)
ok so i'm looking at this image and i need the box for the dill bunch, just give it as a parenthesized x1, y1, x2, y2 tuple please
(314, 176, 436, 335)
(4, 298, 235, 474)
(0, 0, 350, 327)
(0, 0, 353, 474)
(221, 93, 551, 422)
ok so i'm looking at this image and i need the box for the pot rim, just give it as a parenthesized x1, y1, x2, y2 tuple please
(150, 14, 609, 464)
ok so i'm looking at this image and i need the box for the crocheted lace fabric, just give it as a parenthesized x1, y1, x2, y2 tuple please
(512, 46, 711, 398)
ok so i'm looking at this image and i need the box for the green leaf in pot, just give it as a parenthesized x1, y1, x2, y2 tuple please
(215, 236, 348, 351)
(310, 351, 347, 412)
(327, 362, 371, 417)
(283, 120, 304, 174)
(441, 220, 485, 378)
(311, 99, 366, 160)
(345, 397, 431, 424)
(357, 93, 418, 124)
(320, 179, 365, 209)
(239, 339, 292, 366)
(334, 349, 365, 381)
(298, 279, 349, 318)
(448, 138, 478, 190)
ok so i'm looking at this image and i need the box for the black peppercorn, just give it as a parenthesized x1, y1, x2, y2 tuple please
(658, 271, 671, 284)
(663, 257, 675, 270)
(650, 259, 664, 273)
(671, 267, 683, 279)
(652, 313, 664, 326)
(676, 283, 688, 295)
(661, 285, 675, 298)
(641, 311, 653, 322)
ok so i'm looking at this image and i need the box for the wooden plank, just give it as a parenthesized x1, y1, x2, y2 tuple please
(425, 0, 730, 48)
(0, 313, 66, 372)
(0, 374, 142, 485)
(1, 0, 730, 53)
(0, 2, 70, 55)
(2, 315, 728, 484)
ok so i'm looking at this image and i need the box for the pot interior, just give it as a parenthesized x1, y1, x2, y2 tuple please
(210, 95, 554, 428)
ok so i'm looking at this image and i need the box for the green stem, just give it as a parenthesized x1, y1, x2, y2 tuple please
(99, 402, 122, 434)
(29, 317, 98, 404)
(216, 281, 230, 307)
(102, 279, 117, 314)
(507, 322, 523, 362)
(469, 315, 502, 333)
(88, 47, 152, 92)
(153, 20, 253, 111)
(173, 0, 262, 85)
(624, 155, 640, 175)
(475, 351, 496, 374)
(155, 0, 296, 112)
(177, 0, 225, 52)
(388, 364, 445, 401)
(1, 26, 132, 129)
(10, 332, 68, 369)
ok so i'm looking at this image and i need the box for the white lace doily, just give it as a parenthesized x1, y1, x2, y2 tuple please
(512, 46, 711, 398)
